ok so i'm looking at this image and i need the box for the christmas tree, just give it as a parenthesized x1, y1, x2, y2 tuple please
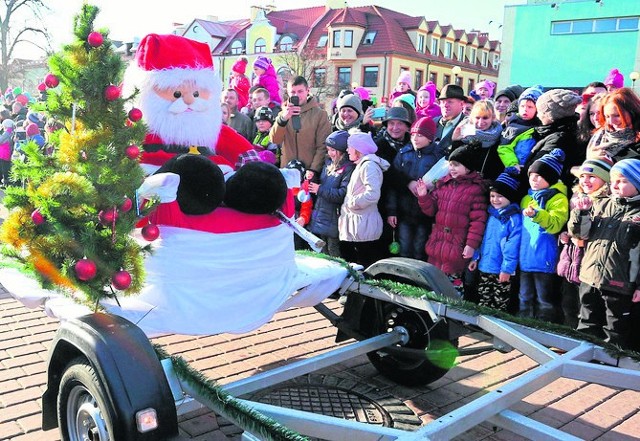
(0, 4, 152, 306)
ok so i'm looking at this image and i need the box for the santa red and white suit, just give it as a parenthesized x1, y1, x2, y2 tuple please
(127, 33, 253, 174)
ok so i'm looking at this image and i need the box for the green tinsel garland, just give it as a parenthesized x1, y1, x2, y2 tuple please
(296, 250, 640, 361)
(154, 346, 309, 441)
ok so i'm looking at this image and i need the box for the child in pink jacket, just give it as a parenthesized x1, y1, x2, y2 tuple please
(252, 56, 282, 105)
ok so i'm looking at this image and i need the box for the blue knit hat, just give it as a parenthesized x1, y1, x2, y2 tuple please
(518, 85, 544, 104)
(491, 167, 520, 202)
(529, 148, 565, 185)
(611, 158, 640, 192)
(325, 130, 349, 152)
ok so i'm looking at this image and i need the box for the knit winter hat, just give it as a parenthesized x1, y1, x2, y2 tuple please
(27, 111, 41, 124)
(494, 85, 524, 103)
(352, 86, 370, 102)
(518, 85, 544, 104)
(475, 80, 495, 97)
(396, 93, 416, 109)
(610, 158, 640, 192)
(253, 56, 272, 71)
(448, 143, 479, 172)
(536, 89, 581, 123)
(410, 117, 437, 141)
(604, 68, 624, 89)
(347, 131, 378, 155)
(25, 122, 40, 137)
(397, 70, 412, 86)
(418, 81, 437, 105)
(490, 167, 520, 203)
(382, 106, 412, 126)
(529, 148, 565, 185)
(325, 130, 349, 152)
(253, 106, 274, 123)
(1, 119, 14, 129)
(337, 93, 363, 116)
(571, 157, 613, 183)
(232, 56, 248, 74)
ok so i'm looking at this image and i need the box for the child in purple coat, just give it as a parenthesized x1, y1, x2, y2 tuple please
(252, 56, 282, 105)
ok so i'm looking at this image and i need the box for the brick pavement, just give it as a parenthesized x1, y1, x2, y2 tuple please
(2, 286, 640, 440)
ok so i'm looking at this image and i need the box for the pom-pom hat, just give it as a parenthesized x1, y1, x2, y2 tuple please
(571, 157, 613, 183)
(610, 158, 640, 192)
(410, 117, 437, 141)
(475, 80, 495, 97)
(253, 56, 272, 72)
(325, 130, 349, 152)
(529, 148, 565, 185)
(397, 70, 412, 86)
(491, 167, 520, 203)
(604, 68, 624, 89)
(518, 85, 544, 104)
(135, 34, 217, 89)
(536, 89, 581, 123)
(232, 56, 248, 74)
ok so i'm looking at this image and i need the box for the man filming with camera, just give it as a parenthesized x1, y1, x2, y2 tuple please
(270, 76, 331, 180)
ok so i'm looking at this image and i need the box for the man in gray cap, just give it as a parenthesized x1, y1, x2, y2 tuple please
(433, 84, 467, 155)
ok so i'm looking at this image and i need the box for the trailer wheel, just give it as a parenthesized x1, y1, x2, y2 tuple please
(57, 357, 115, 441)
(365, 301, 458, 386)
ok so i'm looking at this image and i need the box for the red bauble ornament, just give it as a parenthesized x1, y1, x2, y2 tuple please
(141, 224, 160, 241)
(98, 208, 118, 225)
(87, 32, 104, 47)
(104, 84, 121, 101)
(75, 258, 97, 281)
(128, 108, 143, 122)
(31, 209, 45, 225)
(125, 144, 140, 160)
(44, 73, 59, 88)
(120, 197, 133, 213)
(112, 270, 132, 290)
(37, 82, 47, 92)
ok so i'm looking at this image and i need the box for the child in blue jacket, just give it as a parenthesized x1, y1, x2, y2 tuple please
(469, 167, 522, 311)
(519, 148, 569, 323)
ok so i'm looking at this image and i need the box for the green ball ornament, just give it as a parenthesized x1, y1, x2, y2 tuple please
(389, 241, 400, 255)
(12, 87, 22, 95)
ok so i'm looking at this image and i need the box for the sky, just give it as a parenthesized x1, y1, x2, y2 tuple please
(15, 0, 524, 60)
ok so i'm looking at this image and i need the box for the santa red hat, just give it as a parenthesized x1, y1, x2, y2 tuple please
(135, 33, 217, 90)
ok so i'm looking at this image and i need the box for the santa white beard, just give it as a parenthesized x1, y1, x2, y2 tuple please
(134, 70, 222, 148)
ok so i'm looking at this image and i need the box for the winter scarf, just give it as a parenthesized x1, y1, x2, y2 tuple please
(587, 127, 637, 159)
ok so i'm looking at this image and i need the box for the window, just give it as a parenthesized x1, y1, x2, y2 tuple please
(337, 67, 351, 89)
(467, 78, 475, 94)
(363, 31, 377, 45)
(429, 71, 437, 84)
(254, 38, 266, 53)
(431, 38, 439, 55)
(493, 54, 500, 69)
(455, 75, 463, 87)
(469, 48, 476, 63)
(344, 30, 353, 48)
(230, 40, 244, 55)
(444, 41, 453, 58)
(443, 74, 451, 85)
(333, 30, 341, 48)
(313, 68, 327, 87)
(363, 66, 379, 88)
(481, 51, 488, 67)
(418, 34, 425, 52)
(415, 70, 423, 90)
(457, 45, 465, 61)
(279, 35, 294, 52)
(551, 17, 639, 34)
(317, 34, 328, 47)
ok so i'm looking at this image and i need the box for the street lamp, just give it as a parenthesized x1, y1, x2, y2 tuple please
(630, 71, 640, 89)
(451, 66, 462, 86)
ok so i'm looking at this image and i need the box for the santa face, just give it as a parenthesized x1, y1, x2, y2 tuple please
(139, 77, 222, 147)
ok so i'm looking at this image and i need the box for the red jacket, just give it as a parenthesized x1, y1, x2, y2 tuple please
(418, 171, 488, 275)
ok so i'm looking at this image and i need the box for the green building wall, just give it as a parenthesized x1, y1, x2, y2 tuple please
(499, 0, 640, 89)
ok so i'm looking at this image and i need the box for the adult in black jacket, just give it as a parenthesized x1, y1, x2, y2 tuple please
(520, 89, 583, 195)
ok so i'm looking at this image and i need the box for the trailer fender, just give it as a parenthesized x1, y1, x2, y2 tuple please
(41, 312, 178, 440)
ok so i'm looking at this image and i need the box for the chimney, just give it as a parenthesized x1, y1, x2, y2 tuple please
(326, 0, 346, 9)
(206, 15, 219, 22)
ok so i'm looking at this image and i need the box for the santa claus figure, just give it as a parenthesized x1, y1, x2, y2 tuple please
(126, 33, 253, 174)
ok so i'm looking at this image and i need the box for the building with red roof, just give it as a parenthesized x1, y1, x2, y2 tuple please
(178, 2, 500, 107)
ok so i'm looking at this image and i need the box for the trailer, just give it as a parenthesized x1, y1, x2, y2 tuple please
(2, 255, 640, 441)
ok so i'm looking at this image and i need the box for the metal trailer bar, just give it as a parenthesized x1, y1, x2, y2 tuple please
(162, 285, 640, 441)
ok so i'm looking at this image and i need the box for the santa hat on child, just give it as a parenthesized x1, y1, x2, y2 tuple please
(134, 33, 218, 91)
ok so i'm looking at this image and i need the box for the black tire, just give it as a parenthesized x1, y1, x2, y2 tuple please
(57, 357, 115, 441)
(365, 301, 458, 386)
